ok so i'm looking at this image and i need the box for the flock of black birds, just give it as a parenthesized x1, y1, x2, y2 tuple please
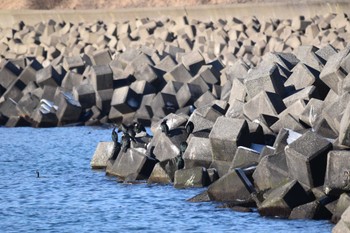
(111, 121, 146, 160)
(108, 118, 195, 171)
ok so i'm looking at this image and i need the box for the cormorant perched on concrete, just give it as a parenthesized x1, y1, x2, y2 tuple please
(186, 121, 194, 135)
(111, 127, 121, 160)
(127, 127, 136, 141)
(112, 127, 118, 143)
(160, 119, 169, 135)
(176, 142, 188, 170)
(133, 122, 146, 134)
(176, 154, 184, 170)
(121, 132, 136, 153)
(180, 142, 188, 155)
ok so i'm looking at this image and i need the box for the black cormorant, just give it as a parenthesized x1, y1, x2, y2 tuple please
(133, 122, 146, 134)
(112, 127, 118, 143)
(186, 121, 194, 135)
(160, 119, 169, 135)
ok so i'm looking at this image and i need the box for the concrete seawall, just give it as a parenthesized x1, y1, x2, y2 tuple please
(0, 1, 349, 26)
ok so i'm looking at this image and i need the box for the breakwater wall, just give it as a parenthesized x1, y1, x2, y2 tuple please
(1, 5, 350, 127)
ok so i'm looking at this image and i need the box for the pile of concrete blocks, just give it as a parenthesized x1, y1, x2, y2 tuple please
(4, 12, 350, 228)
(1, 13, 350, 127)
(89, 39, 350, 225)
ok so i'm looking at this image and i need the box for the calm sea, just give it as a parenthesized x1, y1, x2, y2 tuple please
(0, 127, 333, 232)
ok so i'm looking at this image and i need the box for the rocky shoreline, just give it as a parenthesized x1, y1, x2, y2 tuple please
(1, 10, 350, 231)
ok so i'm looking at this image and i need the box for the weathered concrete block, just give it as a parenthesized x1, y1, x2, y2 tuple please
(194, 91, 217, 109)
(333, 198, 350, 232)
(134, 95, 154, 126)
(207, 168, 255, 204)
(209, 160, 231, 178)
(259, 145, 275, 161)
(244, 64, 286, 98)
(31, 107, 58, 128)
(16, 92, 40, 117)
(230, 146, 260, 169)
(293, 45, 322, 71)
(273, 128, 302, 154)
(163, 63, 192, 83)
(147, 162, 173, 185)
(1, 79, 24, 102)
(0, 98, 19, 119)
(183, 137, 212, 169)
(181, 51, 205, 75)
(270, 113, 306, 134)
(90, 141, 114, 169)
(285, 131, 333, 188)
(333, 219, 350, 233)
(209, 116, 250, 162)
(174, 167, 210, 189)
(63, 55, 85, 73)
(187, 109, 214, 136)
(339, 104, 350, 147)
(151, 112, 188, 133)
(154, 55, 177, 73)
(243, 91, 286, 121)
(152, 128, 188, 162)
(187, 190, 211, 202)
(72, 84, 96, 109)
(133, 64, 159, 83)
(90, 65, 113, 91)
(332, 193, 350, 223)
(110, 86, 140, 114)
(320, 48, 350, 94)
(258, 180, 310, 218)
(323, 92, 350, 134)
(285, 63, 318, 89)
(198, 100, 228, 123)
(176, 83, 203, 108)
(55, 91, 82, 125)
(18, 60, 41, 85)
(150, 92, 179, 118)
(108, 148, 157, 181)
(289, 200, 332, 220)
(324, 150, 350, 195)
(92, 48, 112, 65)
(4, 116, 31, 127)
(253, 151, 290, 192)
(315, 44, 337, 65)
(36, 65, 61, 87)
(61, 71, 84, 90)
(299, 98, 323, 128)
(283, 85, 318, 107)
(0, 61, 22, 88)
(225, 99, 244, 119)
(95, 89, 113, 114)
(197, 65, 220, 85)
(228, 78, 246, 103)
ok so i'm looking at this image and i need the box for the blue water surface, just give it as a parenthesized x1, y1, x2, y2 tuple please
(0, 127, 334, 233)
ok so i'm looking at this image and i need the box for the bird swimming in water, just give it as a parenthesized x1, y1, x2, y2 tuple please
(36, 170, 40, 178)
(160, 119, 169, 135)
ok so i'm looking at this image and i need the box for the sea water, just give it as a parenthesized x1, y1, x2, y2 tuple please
(0, 127, 333, 232)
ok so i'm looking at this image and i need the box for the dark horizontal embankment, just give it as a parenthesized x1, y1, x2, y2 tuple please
(0, 1, 349, 26)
